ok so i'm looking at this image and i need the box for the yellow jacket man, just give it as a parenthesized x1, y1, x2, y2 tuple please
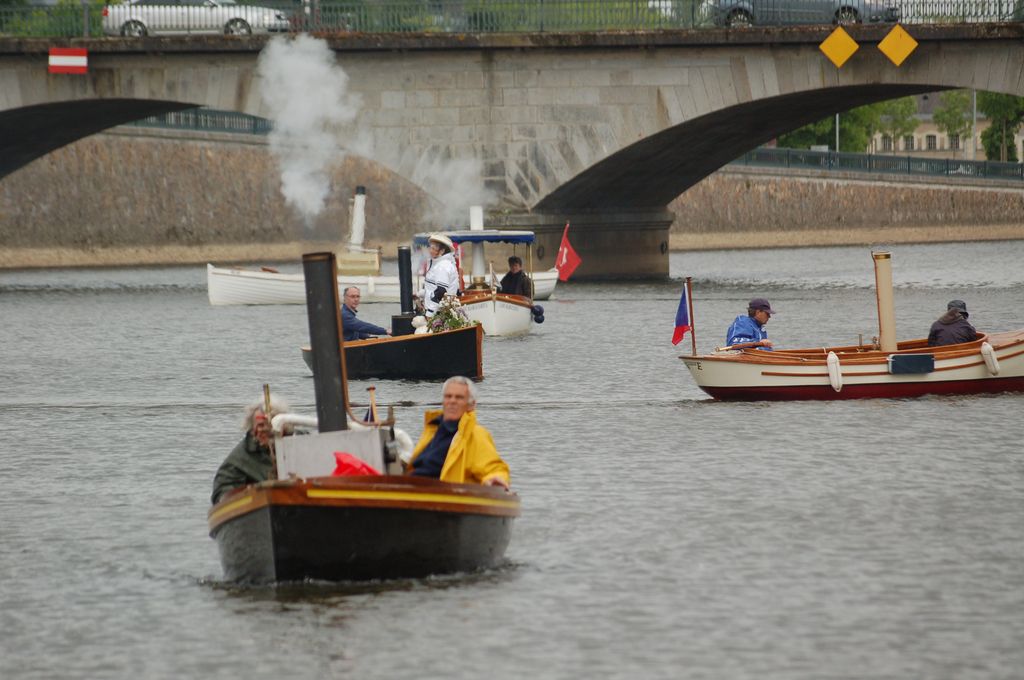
(407, 377, 510, 489)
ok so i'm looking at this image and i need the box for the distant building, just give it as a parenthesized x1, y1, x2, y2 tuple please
(869, 92, 1024, 161)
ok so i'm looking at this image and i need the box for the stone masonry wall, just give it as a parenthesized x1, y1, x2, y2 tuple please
(1, 131, 1023, 268)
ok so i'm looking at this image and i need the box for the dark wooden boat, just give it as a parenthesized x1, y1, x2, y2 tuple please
(208, 475, 519, 583)
(301, 323, 484, 380)
(209, 250, 518, 584)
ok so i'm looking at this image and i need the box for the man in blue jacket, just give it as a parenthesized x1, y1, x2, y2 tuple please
(725, 297, 775, 350)
(341, 286, 391, 341)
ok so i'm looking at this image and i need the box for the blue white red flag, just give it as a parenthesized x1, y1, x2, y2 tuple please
(672, 285, 691, 345)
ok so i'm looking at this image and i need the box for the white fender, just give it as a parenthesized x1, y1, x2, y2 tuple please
(980, 342, 1000, 376)
(826, 351, 843, 392)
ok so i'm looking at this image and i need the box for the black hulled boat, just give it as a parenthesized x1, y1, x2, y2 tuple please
(208, 251, 518, 584)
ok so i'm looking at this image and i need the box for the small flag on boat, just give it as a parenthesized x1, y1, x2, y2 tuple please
(672, 284, 691, 345)
(48, 47, 88, 75)
(555, 222, 581, 282)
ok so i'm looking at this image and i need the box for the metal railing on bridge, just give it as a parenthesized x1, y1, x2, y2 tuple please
(0, 0, 1021, 39)
(730, 147, 1024, 181)
(123, 107, 273, 134)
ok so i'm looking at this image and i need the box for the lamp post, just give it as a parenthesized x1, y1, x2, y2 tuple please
(971, 90, 977, 161)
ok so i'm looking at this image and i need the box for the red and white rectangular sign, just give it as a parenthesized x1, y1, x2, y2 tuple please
(48, 47, 88, 75)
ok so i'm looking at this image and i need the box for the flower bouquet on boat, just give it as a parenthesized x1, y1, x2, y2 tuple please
(677, 251, 1024, 401)
(210, 252, 519, 584)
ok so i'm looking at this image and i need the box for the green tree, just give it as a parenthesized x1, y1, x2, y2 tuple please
(777, 102, 881, 152)
(875, 96, 918, 154)
(977, 92, 1024, 162)
(932, 90, 972, 158)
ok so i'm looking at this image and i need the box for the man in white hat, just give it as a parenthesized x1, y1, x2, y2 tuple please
(417, 233, 461, 317)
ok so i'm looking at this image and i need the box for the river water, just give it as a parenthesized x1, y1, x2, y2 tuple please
(1, 241, 1022, 680)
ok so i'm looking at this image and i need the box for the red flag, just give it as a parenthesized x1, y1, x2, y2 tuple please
(555, 222, 581, 282)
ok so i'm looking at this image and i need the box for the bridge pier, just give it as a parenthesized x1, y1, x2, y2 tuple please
(489, 209, 674, 280)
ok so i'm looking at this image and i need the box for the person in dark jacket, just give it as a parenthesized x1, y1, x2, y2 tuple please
(211, 397, 290, 505)
(928, 299, 977, 346)
(725, 297, 775, 350)
(341, 286, 391, 341)
(499, 256, 533, 298)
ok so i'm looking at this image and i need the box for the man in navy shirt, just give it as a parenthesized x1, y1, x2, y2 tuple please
(725, 297, 775, 350)
(341, 286, 391, 341)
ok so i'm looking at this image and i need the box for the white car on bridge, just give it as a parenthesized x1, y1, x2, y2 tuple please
(102, 0, 290, 37)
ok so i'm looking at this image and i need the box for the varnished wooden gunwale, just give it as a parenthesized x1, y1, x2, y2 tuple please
(208, 475, 520, 534)
(692, 332, 1024, 369)
(342, 325, 474, 349)
(460, 290, 535, 309)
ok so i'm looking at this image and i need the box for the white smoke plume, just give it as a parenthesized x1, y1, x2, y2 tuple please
(259, 34, 497, 230)
(414, 157, 496, 226)
(257, 35, 360, 226)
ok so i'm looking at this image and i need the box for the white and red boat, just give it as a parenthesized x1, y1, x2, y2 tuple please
(680, 251, 1024, 401)
(682, 330, 1024, 401)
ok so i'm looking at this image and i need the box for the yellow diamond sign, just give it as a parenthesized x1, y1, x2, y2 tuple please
(878, 25, 918, 66)
(820, 27, 859, 68)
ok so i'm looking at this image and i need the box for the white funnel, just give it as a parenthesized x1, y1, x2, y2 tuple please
(872, 251, 897, 352)
(469, 205, 485, 282)
(349, 186, 366, 249)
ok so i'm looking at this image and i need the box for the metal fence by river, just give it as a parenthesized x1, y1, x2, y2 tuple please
(120, 106, 1024, 183)
(1, 241, 1022, 679)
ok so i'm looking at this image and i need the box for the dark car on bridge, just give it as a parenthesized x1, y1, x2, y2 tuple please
(703, 0, 900, 27)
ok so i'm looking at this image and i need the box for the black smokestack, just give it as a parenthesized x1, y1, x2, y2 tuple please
(302, 252, 348, 432)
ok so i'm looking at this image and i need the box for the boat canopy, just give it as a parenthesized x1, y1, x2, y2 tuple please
(413, 230, 535, 245)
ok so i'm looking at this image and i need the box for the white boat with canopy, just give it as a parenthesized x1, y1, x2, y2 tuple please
(206, 200, 558, 306)
(417, 227, 543, 337)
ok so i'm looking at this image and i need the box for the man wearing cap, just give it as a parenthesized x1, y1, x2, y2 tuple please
(417, 233, 461, 317)
(725, 298, 776, 350)
(928, 299, 977, 346)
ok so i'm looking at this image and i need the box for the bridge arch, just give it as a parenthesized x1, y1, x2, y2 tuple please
(1, 27, 1022, 275)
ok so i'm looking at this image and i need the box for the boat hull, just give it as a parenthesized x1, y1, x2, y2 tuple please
(461, 291, 534, 336)
(682, 330, 1024, 401)
(207, 264, 557, 305)
(302, 324, 484, 380)
(209, 476, 519, 583)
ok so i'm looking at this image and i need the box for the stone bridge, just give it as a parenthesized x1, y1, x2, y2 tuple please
(2, 25, 1023, 276)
